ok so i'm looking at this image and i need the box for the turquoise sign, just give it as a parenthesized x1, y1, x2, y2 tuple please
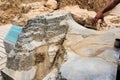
(5, 25, 22, 43)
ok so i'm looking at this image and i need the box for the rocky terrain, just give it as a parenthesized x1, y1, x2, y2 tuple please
(0, 12, 119, 80)
(1, 0, 120, 30)
(0, 0, 120, 80)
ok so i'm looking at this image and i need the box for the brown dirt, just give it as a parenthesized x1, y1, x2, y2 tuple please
(0, 0, 111, 26)
(0, 0, 46, 25)
(57, 0, 111, 11)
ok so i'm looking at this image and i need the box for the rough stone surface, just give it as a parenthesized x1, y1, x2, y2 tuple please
(60, 50, 118, 80)
(2, 13, 120, 80)
(4, 13, 70, 80)
(42, 13, 120, 80)
(0, 0, 120, 31)
(60, 16, 120, 80)
(103, 15, 120, 30)
(3, 40, 14, 53)
(53, 5, 120, 30)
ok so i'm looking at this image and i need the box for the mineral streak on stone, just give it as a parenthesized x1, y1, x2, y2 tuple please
(4, 13, 70, 80)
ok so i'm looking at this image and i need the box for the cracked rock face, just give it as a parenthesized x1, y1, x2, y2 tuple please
(6, 13, 70, 80)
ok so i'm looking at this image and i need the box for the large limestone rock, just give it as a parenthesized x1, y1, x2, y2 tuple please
(2, 13, 120, 80)
(2, 13, 71, 80)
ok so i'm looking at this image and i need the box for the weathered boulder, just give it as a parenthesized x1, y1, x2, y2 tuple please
(2, 13, 71, 80)
(2, 13, 120, 80)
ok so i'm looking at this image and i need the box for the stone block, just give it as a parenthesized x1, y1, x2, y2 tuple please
(3, 13, 70, 80)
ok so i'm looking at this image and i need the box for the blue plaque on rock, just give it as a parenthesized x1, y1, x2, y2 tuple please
(5, 25, 22, 43)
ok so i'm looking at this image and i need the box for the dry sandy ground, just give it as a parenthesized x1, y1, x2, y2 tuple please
(0, 0, 112, 26)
